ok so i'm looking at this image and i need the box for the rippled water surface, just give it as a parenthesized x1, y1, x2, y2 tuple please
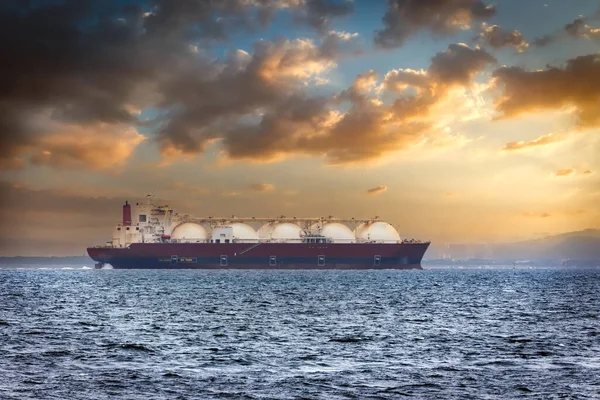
(1, 267, 599, 399)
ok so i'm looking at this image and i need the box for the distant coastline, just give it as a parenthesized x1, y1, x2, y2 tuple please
(423, 258, 600, 268)
(0, 256, 93, 266)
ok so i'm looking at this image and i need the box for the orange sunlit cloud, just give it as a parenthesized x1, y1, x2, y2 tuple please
(555, 168, 576, 177)
(249, 183, 276, 192)
(367, 186, 388, 195)
(522, 212, 552, 218)
(502, 133, 562, 151)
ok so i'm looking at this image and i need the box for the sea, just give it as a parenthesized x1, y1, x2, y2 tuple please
(1, 265, 599, 399)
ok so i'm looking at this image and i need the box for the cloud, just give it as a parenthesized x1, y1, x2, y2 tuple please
(521, 212, 552, 218)
(0, 111, 145, 171)
(583, 170, 594, 175)
(168, 182, 211, 197)
(533, 16, 600, 47)
(221, 191, 241, 197)
(565, 17, 588, 37)
(144, 0, 352, 37)
(249, 183, 276, 192)
(0, 1, 497, 169)
(428, 44, 496, 86)
(588, 29, 600, 45)
(0, 1, 495, 169)
(0, 0, 354, 171)
(492, 54, 600, 128)
(502, 133, 563, 151)
(292, 0, 354, 33)
(155, 32, 360, 161)
(555, 168, 575, 177)
(367, 185, 387, 195)
(374, 0, 496, 49)
(199, 43, 495, 165)
(444, 192, 457, 197)
(32, 123, 145, 170)
(474, 24, 529, 53)
(381, 44, 496, 99)
(531, 34, 556, 48)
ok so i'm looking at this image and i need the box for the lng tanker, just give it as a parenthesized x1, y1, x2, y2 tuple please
(87, 195, 430, 270)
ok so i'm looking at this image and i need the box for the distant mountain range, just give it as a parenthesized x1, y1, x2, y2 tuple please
(427, 229, 600, 265)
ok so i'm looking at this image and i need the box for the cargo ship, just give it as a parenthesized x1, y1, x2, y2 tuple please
(87, 195, 430, 269)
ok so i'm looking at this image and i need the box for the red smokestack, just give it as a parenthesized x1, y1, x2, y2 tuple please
(122, 201, 132, 226)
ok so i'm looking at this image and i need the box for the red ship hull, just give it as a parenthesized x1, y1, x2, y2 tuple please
(87, 242, 430, 270)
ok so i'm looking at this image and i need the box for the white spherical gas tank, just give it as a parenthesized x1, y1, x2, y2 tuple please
(355, 222, 401, 242)
(229, 223, 259, 241)
(171, 222, 209, 242)
(270, 222, 303, 240)
(320, 222, 355, 243)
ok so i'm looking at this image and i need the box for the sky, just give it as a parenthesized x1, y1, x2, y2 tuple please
(0, 0, 599, 256)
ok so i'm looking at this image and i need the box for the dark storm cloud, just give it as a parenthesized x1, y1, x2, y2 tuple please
(492, 54, 600, 128)
(374, 0, 496, 49)
(0, 0, 353, 170)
